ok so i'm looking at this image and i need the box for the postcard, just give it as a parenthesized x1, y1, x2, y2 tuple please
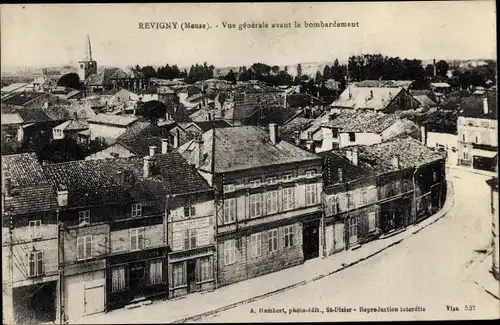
(1, 2, 498, 324)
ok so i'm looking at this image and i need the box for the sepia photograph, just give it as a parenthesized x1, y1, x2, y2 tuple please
(1, 1, 498, 324)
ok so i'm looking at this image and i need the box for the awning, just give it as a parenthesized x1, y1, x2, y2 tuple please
(471, 148, 498, 158)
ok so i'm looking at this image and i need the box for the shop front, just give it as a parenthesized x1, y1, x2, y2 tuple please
(106, 247, 167, 310)
(168, 246, 215, 298)
(63, 259, 106, 322)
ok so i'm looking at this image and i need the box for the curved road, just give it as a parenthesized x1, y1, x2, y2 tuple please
(197, 169, 499, 322)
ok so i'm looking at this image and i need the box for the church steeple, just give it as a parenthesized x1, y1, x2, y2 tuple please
(86, 34, 93, 61)
(78, 34, 97, 82)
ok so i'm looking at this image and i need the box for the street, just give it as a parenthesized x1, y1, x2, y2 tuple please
(196, 168, 500, 322)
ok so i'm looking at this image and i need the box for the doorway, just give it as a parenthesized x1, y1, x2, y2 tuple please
(187, 260, 197, 293)
(129, 261, 145, 295)
(302, 219, 320, 260)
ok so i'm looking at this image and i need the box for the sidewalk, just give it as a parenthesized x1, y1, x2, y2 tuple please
(447, 164, 498, 178)
(468, 252, 500, 300)
(74, 181, 455, 324)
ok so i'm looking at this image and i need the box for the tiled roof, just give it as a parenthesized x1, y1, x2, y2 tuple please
(16, 108, 53, 123)
(331, 87, 404, 110)
(42, 105, 72, 120)
(280, 117, 314, 142)
(86, 67, 144, 86)
(1, 92, 48, 106)
(2, 153, 57, 215)
(190, 120, 232, 132)
(116, 122, 173, 156)
(458, 92, 497, 119)
(42, 152, 211, 207)
(352, 80, 414, 89)
(139, 85, 158, 95)
(55, 120, 89, 131)
(326, 110, 400, 133)
(89, 113, 138, 126)
(351, 137, 446, 173)
(413, 95, 437, 107)
(318, 150, 375, 186)
(178, 126, 321, 173)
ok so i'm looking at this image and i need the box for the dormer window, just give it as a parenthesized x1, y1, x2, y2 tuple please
(132, 203, 142, 217)
(79, 210, 91, 225)
(249, 179, 261, 188)
(29, 220, 42, 239)
(223, 184, 235, 193)
(267, 177, 278, 185)
(305, 170, 316, 178)
(184, 205, 196, 218)
(283, 174, 293, 182)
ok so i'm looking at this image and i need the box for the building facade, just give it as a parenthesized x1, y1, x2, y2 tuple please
(178, 125, 323, 287)
(457, 93, 497, 171)
(2, 153, 59, 324)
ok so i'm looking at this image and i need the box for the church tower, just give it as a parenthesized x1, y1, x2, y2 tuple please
(78, 35, 97, 82)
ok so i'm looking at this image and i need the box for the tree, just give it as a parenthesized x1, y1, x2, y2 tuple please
(315, 70, 323, 82)
(271, 65, 280, 75)
(137, 100, 167, 125)
(140, 66, 157, 78)
(57, 73, 81, 89)
(224, 69, 237, 84)
(424, 64, 435, 78)
(436, 60, 449, 77)
(296, 63, 302, 77)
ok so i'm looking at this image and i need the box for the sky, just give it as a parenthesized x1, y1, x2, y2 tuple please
(0, 1, 497, 69)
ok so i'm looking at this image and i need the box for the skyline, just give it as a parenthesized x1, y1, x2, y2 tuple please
(1, 2, 496, 70)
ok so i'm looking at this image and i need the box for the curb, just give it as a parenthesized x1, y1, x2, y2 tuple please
(172, 181, 455, 323)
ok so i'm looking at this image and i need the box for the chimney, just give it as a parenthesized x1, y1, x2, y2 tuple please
(337, 168, 344, 182)
(173, 129, 180, 148)
(420, 125, 427, 145)
(43, 101, 49, 109)
(293, 131, 301, 146)
(352, 148, 358, 166)
(161, 139, 169, 154)
(392, 155, 400, 169)
(345, 150, 352, 162)
(149, 145, 157, 157)
(433, 59, 437, 77)
(143, 156, 152, 178)
(194, 136, 204, 168)
(269, 123, 278, 144)
(483, 96, 489, 115)
(57, 184, 68, 207)
(3, 176, 12, 197)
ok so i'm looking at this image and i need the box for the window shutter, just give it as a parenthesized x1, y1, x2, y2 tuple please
(184, 230, 189, 250)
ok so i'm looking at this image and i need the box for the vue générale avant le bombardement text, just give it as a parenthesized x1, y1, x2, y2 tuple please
(137, 20, 360, 31)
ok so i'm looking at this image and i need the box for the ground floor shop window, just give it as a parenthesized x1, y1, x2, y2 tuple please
(111, 265, 127, 293)
(148, 259, 164, 285)
(172, 262, 186, 288)
(199, 257, 212, 282)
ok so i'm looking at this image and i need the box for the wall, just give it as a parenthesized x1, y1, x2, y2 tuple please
(63, 224, 110, 264)
(110, 224, 165, 254)
(88, 123, 128, 144)
(339, 132, 381, 148)
(427, 132, 457, 149)
(2, 212, 58, 285)
(85, 143, 135, 160)
(385, 90, 421, 112)
(169, 198, 215, 251)
(217, 221, 303, 286)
